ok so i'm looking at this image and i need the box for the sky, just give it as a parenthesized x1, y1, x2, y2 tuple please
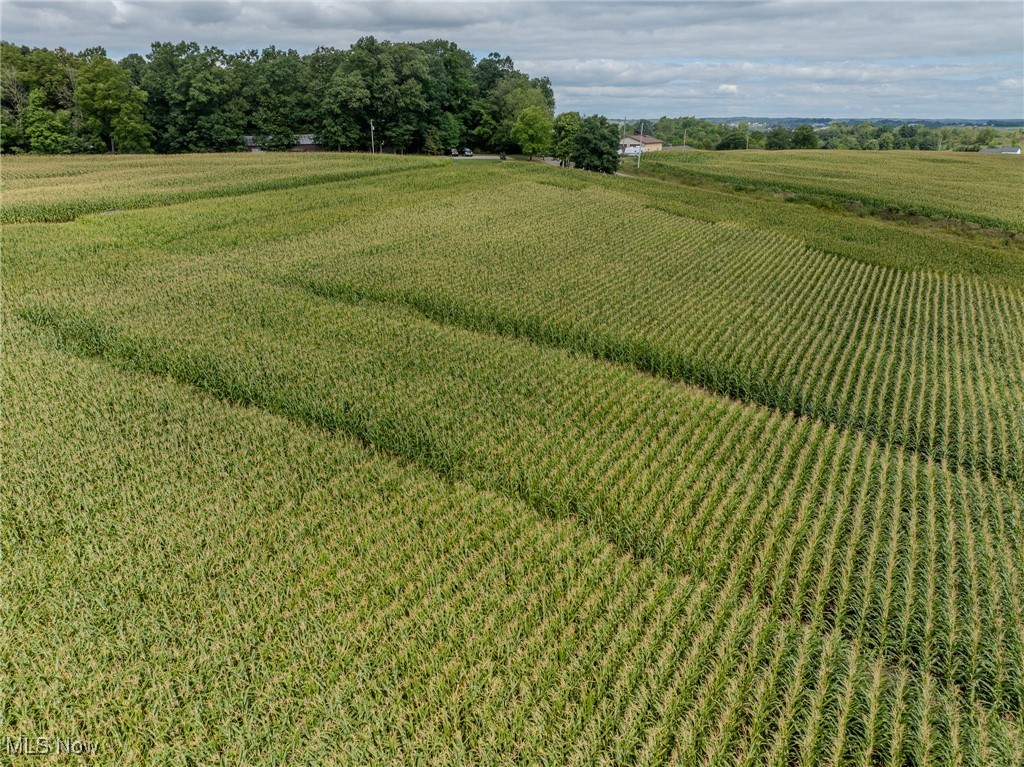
(3, 1, 1023, 119)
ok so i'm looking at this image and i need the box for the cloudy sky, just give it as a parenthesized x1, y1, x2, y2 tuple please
(4, 1, 1022, 119)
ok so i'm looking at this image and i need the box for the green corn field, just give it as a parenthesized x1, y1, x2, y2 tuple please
(635, 149, 1024, 233)
(3, 152, 1022, 764)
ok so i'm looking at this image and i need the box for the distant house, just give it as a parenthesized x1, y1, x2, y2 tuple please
(243, 134, 324, 152)
(979, 146, 1021, 154)
(619, 134, 664, 154)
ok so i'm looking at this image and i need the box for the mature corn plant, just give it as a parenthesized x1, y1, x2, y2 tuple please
(244, 178, 1024, 483)
(5, 154, 1024, 764)
(640, 149, 1024, 233)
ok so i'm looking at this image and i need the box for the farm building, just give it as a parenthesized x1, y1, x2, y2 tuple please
(243, 134, 324, 152)
(290, 134, 323, 152)
(619, 134, 664, 154)
(979, 146, 1021, 154)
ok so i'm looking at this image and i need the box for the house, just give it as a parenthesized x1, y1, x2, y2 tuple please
(619, 134, 664, 154)
(243, 134, 324, 152)
(979, 146, 1021, 154)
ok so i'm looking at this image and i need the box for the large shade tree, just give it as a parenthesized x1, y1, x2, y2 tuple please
(572, 114, 619, 173)
(552, 111, 581, 166)
(76, 54, 150, 151)
(510, 106, 552, 158)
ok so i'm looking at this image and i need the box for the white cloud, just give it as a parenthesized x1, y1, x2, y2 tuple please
(718, 84, 739, 95)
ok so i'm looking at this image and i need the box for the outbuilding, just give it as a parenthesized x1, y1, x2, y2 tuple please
(619, 134, 664, 154)
(243, 134, 324, 152)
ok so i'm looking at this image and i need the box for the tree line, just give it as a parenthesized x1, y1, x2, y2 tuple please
(636, 116, 1023, 151)
(0, 39, 561, 155)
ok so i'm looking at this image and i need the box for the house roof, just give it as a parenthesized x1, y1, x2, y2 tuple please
(979, 146, 1021, 154)
(625, 134, 663, 144)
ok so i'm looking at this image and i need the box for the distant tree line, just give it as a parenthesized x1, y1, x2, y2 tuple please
(636, 116, 1022, 152)
(0, 39, 557, 155)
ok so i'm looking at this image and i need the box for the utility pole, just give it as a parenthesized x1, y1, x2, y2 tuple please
(370, 120, 375, 155)
(637, 121, 644, 169)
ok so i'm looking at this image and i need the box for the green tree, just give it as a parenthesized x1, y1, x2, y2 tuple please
(382, 43, 432, 152)
(117, 53, 147, 86)
(317, 68, 370, 150)
(1, 44, 30, 152)
(651, 115, 724, 149)
(572, 114, 619, 173)
(422, 126, 443, 155)
(417, 39, 477, 147)
(552, 111, 581, 166)
(469, 49, 554, 152)
(478, 79, 552, 150)
(765, 125, 792, 150)
(474, 52, 515, 95)
(715, 131, 746, 150)
(76, 55, 150, 151)
(339, 37, 433, 153)
(23, 46, 78, 111)
(792, 124, 819, 149)
(510, 106, 551, 158)
(143, 42, 247, 152)
(438, 112, 464, 152)
(247, 47, 312, 150)
(22, 89, 71, 152)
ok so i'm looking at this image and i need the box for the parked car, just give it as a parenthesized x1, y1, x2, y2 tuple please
(462, 148, 473, 157)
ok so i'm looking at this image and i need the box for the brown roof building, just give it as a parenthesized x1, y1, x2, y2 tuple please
(619, 134, 664, 153)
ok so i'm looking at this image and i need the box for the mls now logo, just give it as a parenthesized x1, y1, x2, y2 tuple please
(6, 736, 99, 756)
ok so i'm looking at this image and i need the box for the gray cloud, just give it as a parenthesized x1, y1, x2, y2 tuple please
(2, 1, 1021, 117)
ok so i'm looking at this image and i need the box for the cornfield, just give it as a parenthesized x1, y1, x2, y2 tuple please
(638, 149, 1024, 233)
(4, 154, 1022, 764)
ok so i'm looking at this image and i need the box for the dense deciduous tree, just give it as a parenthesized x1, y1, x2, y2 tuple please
(510, 106, 551, 158)
(552, 111, 581, 166)
(572, 115, 619, 173)
(766, 125, 792, 150)
(247, 47, 311, 150)
(791, 124, 819, 149)
(22, 89, 71, 152)
(716, 131, 747, 150)
(76, 55, 150, 151)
